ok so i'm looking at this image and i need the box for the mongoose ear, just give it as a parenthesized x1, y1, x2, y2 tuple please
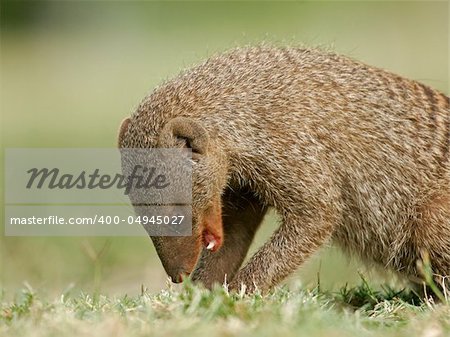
(118, 117, 131, 148)
(159, 117, 209, 155)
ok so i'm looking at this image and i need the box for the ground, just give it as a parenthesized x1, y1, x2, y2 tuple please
(1, 280, 449, 337)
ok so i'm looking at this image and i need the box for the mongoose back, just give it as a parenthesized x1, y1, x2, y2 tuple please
(119, 46, 450, 293)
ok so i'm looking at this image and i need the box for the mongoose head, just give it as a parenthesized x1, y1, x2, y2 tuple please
(118, 116, 227, 283)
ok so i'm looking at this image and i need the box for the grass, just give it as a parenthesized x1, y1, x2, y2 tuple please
(1, 280, 449, 337)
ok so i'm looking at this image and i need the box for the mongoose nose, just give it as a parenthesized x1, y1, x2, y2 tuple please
(172, 271, 190, 283)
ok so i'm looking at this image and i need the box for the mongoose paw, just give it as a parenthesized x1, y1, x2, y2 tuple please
(227, 277, 258, 295)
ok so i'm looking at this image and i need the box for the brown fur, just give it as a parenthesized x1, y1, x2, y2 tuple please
(119, 46, 450, 293)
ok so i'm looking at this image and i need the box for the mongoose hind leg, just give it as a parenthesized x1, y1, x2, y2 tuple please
(412, 190, 450, 289)
(190, 188, 267, 289)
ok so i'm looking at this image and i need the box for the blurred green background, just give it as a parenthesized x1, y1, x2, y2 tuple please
(1, 1, 448, 297)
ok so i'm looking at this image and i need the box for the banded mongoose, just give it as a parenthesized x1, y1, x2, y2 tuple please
(118, 46, 450, 293)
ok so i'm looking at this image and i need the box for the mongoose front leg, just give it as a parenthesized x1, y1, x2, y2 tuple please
(190, 189, 267, 288)
(228, 208, 337, 294)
